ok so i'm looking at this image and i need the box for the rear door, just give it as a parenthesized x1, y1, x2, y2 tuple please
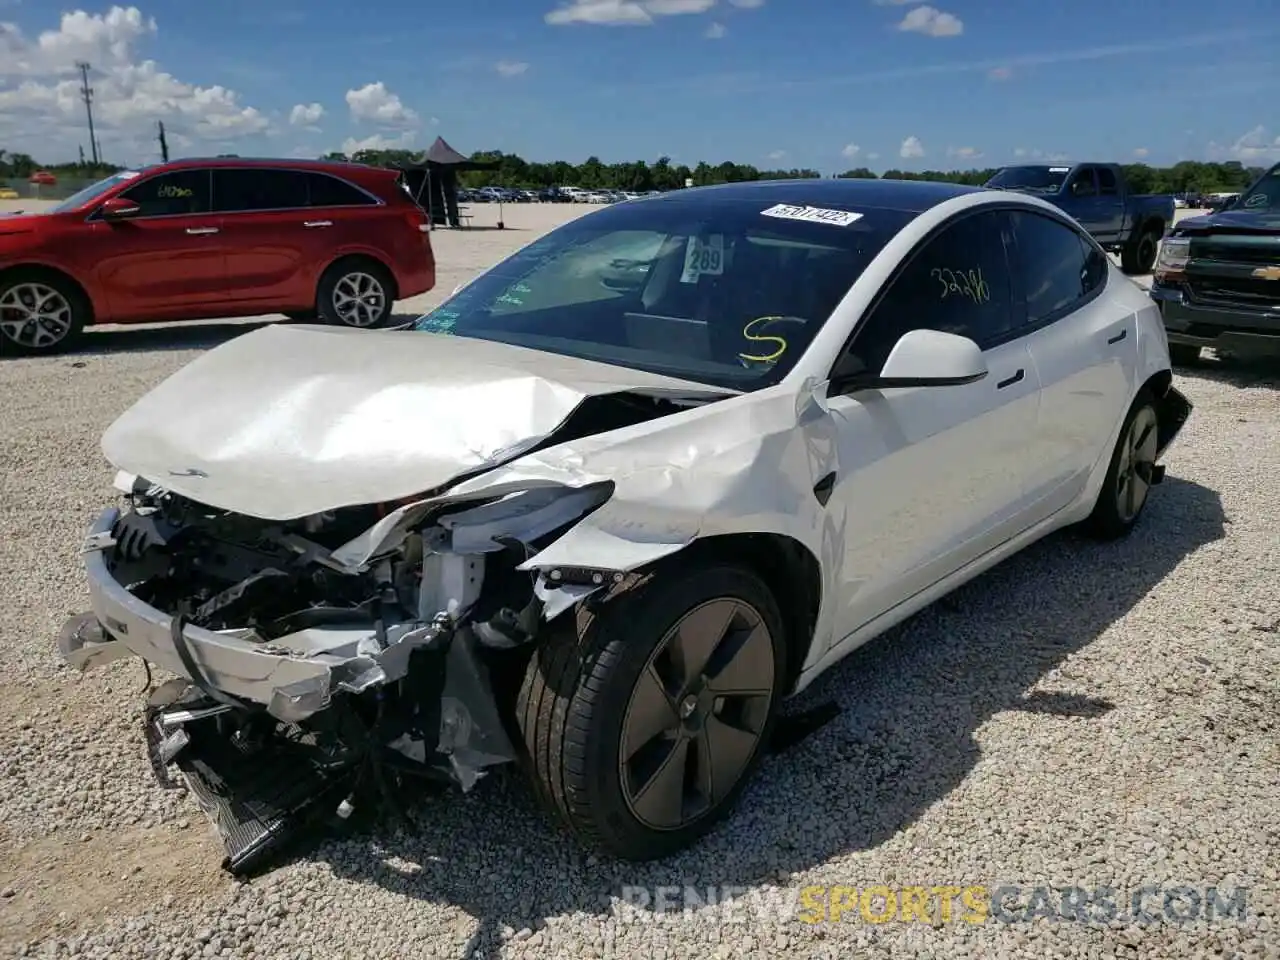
(302, 169, 386, 252)
(1011, 209, 1135, 520)
(212, 167, 317, 309)
(89, 168, 228, 320)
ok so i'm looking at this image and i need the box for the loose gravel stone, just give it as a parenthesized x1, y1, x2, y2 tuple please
(0, 207, 1276, 959)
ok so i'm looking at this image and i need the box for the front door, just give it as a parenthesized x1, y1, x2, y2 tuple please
(822, 209, 1043, 645)
(89, 169, 228, 320)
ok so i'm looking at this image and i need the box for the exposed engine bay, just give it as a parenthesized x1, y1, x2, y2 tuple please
(63, 465, 630, 875)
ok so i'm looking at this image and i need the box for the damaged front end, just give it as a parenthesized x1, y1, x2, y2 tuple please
(59, 473, 617, 875)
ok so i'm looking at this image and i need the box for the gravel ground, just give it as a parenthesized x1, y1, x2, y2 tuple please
(1, 201, 1278, 960)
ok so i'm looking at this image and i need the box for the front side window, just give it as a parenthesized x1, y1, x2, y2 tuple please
(1097, 167, 1118, 196)
(1068, 168, 1097, 197)
(838, 210, 1015, 376)
(119, 170, 211, 217)
(413, 198, 915, 390)
(1008, 211, 1094, 324)
(213, 168, 308, 212)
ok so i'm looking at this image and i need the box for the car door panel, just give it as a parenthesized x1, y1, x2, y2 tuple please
(213, 168, 317, 307)
(820, 209, 1042, 646)
(1011, 213, 1134, 519)
(89, 169, 228, 320)
(825, 338, 1039, 639)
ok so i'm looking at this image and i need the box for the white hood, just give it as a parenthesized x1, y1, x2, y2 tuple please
(101, 324, 730, 520)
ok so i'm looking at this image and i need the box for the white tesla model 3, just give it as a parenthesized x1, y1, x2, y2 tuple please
(62, 178, 1192, 872)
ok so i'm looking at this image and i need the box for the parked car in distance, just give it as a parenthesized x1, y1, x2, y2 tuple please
(62, 178, 1191, 873)
(1149, 161, 1280, 364)
(0, 157, 435, 356)
(985, 162, 1175, 275)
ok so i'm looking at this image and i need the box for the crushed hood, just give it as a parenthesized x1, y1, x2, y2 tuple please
(102, 324, 730, 520)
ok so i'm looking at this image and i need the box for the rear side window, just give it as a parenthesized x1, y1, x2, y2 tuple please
(214, 169, 308, 212)
(306, 172, 376, 207)
(1008, 211, 1095, 324)
(1097, 167, 1118, 195)
(120, 170, 211, 217)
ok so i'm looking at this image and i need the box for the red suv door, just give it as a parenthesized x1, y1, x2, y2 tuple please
(213, 168, 319, 310)
(88, 168, 229, 320)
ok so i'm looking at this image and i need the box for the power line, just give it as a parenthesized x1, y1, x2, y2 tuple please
(76, 60, 99, 166)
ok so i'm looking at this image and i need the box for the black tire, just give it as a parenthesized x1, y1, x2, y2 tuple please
(315, 259, 395, 329)
(0, 269, 88, 357)
(1120, 226, 1161, 275)
(1168, 342, 1201, 366)
(1084, 388, 1160, 540)
(516, 561, 786, 861)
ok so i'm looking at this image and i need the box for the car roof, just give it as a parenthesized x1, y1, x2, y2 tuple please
(144, 156, 384, 174)
(643, 177, 986, 214)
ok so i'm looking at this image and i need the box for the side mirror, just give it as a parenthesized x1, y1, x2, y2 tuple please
(830, 329, 988, 395)
(100, 196, 141, 219)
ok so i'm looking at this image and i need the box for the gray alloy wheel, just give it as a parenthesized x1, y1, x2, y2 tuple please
(1115, 403, 1159, 524)
(0, 281, 76, 351)
(618, 597, 776, 831)
(330, 271, 388, 328)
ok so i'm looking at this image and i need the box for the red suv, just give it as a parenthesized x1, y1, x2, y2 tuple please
(0, 157, 435, 355)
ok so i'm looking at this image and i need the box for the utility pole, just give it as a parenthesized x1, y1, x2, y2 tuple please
(78, 145, 86, 166)
(76, 61, 99, 165)
(157, 121, 169, 163)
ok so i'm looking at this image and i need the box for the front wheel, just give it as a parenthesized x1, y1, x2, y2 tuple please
(516, 562, 786, 861)
(316, 260, 395, 329)
(0, 271, 88, 356)
(1084, 389, 1160, 540)
(1121, 228, 1161, 275)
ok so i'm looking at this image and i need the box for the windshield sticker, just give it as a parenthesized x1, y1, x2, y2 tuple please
(931, 266, 991, 305)
(1243, 193, 1269, 208)
(1049, 166, 1070, 173)
(760, 203, 862, 227)
(680, 234, 725, 283)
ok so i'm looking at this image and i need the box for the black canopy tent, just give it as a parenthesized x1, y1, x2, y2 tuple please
(396, 137, 501, 229)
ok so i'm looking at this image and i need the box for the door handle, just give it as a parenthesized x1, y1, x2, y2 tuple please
(185, 227, 219, 235)
(996, 369, 1025, 390)
(303, 220, 333, 228)
(1107, 329, 1128, 345)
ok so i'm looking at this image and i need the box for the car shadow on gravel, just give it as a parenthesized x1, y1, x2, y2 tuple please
(1175, 354, 1280, 390)
(314, 476, 1224, 958)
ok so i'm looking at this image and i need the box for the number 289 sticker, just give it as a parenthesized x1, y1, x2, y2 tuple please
(681, 234, 725, 283)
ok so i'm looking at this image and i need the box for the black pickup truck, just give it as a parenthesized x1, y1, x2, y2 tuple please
(985, 162, 1176, 275)
(1149, 161, 1280, 364)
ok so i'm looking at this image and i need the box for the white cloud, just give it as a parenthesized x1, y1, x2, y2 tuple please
(899, 135, 924, 159)
(495, 59, 529, 76)
(345, 81, 418, 125)
(987, 66, 1012, 81)
(705, 21, 726, 38)
(288, 102, 324, 128)
(1012, 147, 1069, 162)
(766, 149, 786, 161)
(897, 6, 963, 37)
(946, 145, 983, 161)
(867, 151, 880, 160)
(341, 130, 418, 155)
(841, 143, 861, 159)
(1133, 147, 1149, 158)
(1208, 125, 1280, 163)
(545, 0, 718, 26)
(0, 6, 270, 162)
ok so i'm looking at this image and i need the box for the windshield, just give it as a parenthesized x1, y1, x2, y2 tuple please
(1236, 164, 1280, 211)
(985, 165, 1071, 193)
(412, 196, 913, 390)
(48, 171, 143, 212)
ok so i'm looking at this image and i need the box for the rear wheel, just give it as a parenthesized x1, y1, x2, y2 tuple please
(1121, 227, 1161, 275)
(1168, 342, 1201, 366)
(0, 271, 88, 356)
(516, 562, 786, 860)
(316, 260, 395, 329)
(1084, 389, 1160, 540)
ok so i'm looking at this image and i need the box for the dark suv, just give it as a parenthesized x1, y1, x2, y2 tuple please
(1150, 162, 1280, 363)
(0, 157, 434, 355)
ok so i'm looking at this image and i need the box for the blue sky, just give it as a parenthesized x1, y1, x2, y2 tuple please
(1, 0, 1278, 171)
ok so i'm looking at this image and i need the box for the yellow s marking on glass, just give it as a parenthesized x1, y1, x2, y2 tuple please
(739, 316, 790, 363)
